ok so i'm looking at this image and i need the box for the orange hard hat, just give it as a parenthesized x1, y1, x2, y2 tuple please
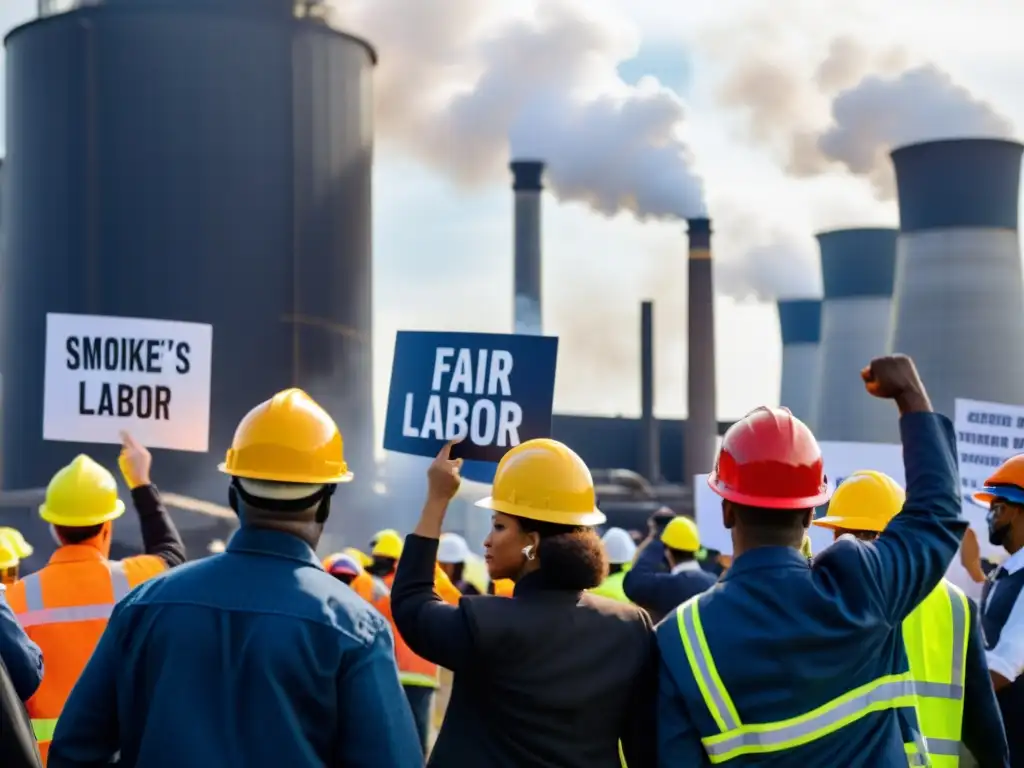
(708, 406, 830, 509)
(973, 454, 1024, 506)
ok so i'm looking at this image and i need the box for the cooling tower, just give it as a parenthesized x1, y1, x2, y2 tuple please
(890, 138, 1024, 415)
(812, 229, 899, 443)
(684, 218, 716, 488)
(511, 160, 544, 335)
(777, 299, 821, 428)
(2, 3, 376, 508)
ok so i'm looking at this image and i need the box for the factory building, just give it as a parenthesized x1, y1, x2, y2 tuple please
(812, 228, 900, 443)
(889, 138, 1024, 415)
(0, 1, 377, 551)
(777, 298, 821, 428)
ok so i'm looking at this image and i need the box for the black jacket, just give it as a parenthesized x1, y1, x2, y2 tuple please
(0, 656, 42, 768)
(392, 534, 657, 768)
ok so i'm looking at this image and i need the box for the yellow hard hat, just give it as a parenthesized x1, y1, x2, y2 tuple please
(813, 470, 905, 534)
(371, 530, 403, 560)
(39, 455, 126, 527)
(474, 439, 606, 526)
(0, 541, 18, 570)
(343, 547, 373, 568)
(661, 516, 700, 552)
(0, 528, 33, 559)
(219, 388, 353, 485)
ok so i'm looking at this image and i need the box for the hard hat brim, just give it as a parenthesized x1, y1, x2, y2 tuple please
(474, 496, 607, 527)
(708, 472, 831, 509)
(39, 499, 126, 527)
(973, 484, 1024, 507)
(217, 463, 354, 485)
(812, 515, 885, 533)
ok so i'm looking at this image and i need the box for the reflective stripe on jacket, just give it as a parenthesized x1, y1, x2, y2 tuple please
(675, 597, 928, 765)
(6, 544, 165, 764)
(902, 579, 968, 767)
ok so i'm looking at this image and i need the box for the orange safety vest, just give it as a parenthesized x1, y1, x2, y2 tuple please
(6, 542, 166, 764)
(490, 578, 514, 597)
(375, 565, 460, 689)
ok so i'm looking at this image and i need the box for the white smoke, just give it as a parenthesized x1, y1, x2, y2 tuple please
(330, 0, 705, 220)
(715, 33, 1016, 200)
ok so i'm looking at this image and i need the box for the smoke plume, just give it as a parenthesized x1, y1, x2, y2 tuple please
(716, 34, 1015, 199)
(330, 0, 705, 219)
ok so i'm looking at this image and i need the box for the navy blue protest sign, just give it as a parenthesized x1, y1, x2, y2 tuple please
(384, 331, 559, 463)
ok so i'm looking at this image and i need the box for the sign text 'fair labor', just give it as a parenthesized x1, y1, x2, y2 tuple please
(44, 313, 213, 452)
(383, 331, 558, 463)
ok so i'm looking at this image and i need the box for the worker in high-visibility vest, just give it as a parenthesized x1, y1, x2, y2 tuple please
(814, 470, 1009, 768)
(656, 354, 965, 765)
(47, 389, 422, 767)
(0, 541, 42, 705)
(8, 432, 185, 765)
(590, 527, 635, 602)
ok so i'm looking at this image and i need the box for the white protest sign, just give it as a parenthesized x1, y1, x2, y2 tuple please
(954, 397, 1024, 562)
(43, 313, 213, 452)
(693, 440, 905, 556)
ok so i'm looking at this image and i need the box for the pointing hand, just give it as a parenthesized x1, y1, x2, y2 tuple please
(427, 440, 463, 503)
(118, 431, 152, 490)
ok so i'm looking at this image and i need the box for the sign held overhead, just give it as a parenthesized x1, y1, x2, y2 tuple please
(384, 330, 558, 463)
(43, 313, 213, 452)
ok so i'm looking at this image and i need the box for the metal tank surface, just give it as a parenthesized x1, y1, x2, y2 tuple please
(890, 138, 1024, 416)
(2, 1, 377, 540)
(777, 299, 821, 429)
(812, 228, 900, 443)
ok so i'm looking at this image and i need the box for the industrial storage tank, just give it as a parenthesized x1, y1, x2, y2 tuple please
(812, 228, 899, 443)
(776, 298, 821, 428)
(889, 138, 1024, 415)
(1, 1, 377, 537)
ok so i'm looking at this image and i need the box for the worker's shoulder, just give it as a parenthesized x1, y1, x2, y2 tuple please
(578, 590, 651, 623)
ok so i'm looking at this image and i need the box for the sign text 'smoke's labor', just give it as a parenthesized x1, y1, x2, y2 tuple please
(43, 313, 214, 452)
(383, 330, 558, 463)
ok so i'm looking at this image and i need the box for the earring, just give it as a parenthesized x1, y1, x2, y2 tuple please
(522, 544, 536, 561)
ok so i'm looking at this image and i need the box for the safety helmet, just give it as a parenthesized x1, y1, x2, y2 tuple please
(371, 529, 403, 560)
(0, 528, 33, 559)
(973, 454, 1024, 507)
(708, 406, 830, 509)
(438, 533, 471, 564)
(39, 455, 126, 527)
(475, 439, 606, 526)
(0, 542, 17, 570)
(601, 527, 637, 564)
(813, 470, 905, 533)
(342, 547, 373, 568)
(661, 516, 701, 552)
(219, 388, 353, 485)
(326, 553, 362, 578)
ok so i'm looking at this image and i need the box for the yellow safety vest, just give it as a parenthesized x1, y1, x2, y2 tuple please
(674, 597, 929, 765)
(902, 580, 968, 768)
(591, 571, 629, 603)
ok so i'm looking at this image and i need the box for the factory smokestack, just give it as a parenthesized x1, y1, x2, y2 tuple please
(640, 300, 660, 482)
(777, 299, 822, 428)
(684, 218, 716, 489)
(510, 159, 544, 335)
(889, 138, 1024, 415)
(812, 228, 899, 443)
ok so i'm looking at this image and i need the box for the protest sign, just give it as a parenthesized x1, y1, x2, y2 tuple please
(954, 398, 1024, 560)
(384, 330, 558, 463)
(693, 440, 905, 556)
(43, 313, 213, 452)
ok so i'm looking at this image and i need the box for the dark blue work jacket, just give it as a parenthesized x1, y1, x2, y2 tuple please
(48, 527, 423, 768)
(656, 412, 966, 766)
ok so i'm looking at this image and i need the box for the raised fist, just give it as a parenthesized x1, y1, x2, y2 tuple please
(860, 354, 926, 401)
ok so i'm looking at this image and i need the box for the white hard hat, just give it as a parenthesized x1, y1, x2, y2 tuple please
(602, 527, 637, 565)
(438, 533, 470, 564)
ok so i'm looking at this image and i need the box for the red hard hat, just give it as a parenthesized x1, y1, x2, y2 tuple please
(708, 406, 830, 509)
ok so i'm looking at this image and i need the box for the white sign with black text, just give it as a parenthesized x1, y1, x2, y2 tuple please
(43, 313, 213, 452)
